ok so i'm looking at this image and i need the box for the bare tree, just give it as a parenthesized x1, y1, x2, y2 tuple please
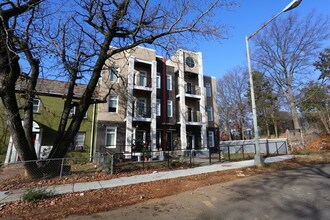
(217, 66, 249, 140)
(0, 0, 237, 177)
(252, 12, 329, 131)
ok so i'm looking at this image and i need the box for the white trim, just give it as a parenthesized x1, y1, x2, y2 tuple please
(109, 66, 119, 82)
(167, 74, 172, 91)
(206, 83, 211, 97)
(167, 100, 173, 117)
(156, 72, 161, 89)
(105, 127, 117, 148)
(207, 106, 213, 121)
(33, 99, 40, 113)
(208, 131, 215, 148)
(156, 99, 161, 116)
(108, 95, 118, 113)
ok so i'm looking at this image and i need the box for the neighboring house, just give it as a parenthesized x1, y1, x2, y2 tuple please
(0, 78, 97, 163)
(96, 47, 220, 156)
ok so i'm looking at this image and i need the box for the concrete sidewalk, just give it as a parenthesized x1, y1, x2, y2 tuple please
(0, 155, 295, 204)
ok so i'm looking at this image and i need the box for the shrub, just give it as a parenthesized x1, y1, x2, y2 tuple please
(21, 188, 54, 202)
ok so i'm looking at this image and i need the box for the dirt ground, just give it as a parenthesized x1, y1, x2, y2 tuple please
(1, 134, 329, 220)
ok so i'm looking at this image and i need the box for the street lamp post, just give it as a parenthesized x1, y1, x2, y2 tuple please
(246, 0, 302, 166)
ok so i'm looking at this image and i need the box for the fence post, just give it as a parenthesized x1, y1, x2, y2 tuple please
(276, 142, 279, 155)
(242, 145, 244, 160)
(219, 146, 221, 162)
(167, 149, 170, 168)
(190, 149, 192, 167)
(209, 148, 211, 165)
(59, 158, 65, 178)
(110, 154, 114, 175)
(227, 145, 230, 161)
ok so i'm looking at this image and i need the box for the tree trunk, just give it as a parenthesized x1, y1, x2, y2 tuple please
(287, 87, 300, 130)
(271, 113, 279, 138)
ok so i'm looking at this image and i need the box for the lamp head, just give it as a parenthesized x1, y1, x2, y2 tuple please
(283, 0, 303, 12)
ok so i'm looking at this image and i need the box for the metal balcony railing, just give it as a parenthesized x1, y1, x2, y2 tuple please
(185, 111, 202, 123)
(185, 84, 201, 95)
(133, 74, 152, 88)
(133, 106, 152, 118)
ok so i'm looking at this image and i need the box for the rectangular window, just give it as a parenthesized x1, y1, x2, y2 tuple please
(206, 83, 211, 97)
(137, 71, 147, 86)
(167, 74, 172, 91)
(207, 106, 213, 121)
(167, 100, 173, 117)
(208, 131, 215, 148)
(136, 99, 147, 116)
(109, 67, 119, 82)
(108, 96, 118, 112)
(33, 99, 40, 113)
(106, 127, 117, 148)
(156, 99, 161, 116)
(156, 72, 161, 89)
(73, 132, 86, 151)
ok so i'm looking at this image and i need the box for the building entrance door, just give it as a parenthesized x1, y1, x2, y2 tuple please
(187, 135, 195, 149)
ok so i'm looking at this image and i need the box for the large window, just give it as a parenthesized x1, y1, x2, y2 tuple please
(33, 99, 40, 113)
(106, 127, 117, 148)
(208, 131, 215, 148)
(108, 96, 118, 112)
(156, 99, 161, 116)
(167, 100, 173, 117)
(206, 83, 211, 97)
(109, 67, 119, 82)
(156, 72, 161, 89)
(167, 74, 172, 91)
(207, 106, 213, 121)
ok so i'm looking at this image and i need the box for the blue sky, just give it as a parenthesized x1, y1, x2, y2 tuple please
(197, 0, 330, 78)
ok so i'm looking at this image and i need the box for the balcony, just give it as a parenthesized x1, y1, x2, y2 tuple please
(177, 111, 203, 126)
(133, 73, 152, 92)
(176, 83, 201, 99)
(133, 106, 152, 122)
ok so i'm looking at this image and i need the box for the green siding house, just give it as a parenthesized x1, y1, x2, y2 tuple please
(0, 79, 97, 163)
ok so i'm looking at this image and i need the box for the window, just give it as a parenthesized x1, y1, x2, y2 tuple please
(156, 72, 161, 89)
(167, 100, 173, 117)
(208, 131, 215, 148)
(69, 106, 87, 118)
(106, 127, 117, 148)
(137, 71, 147, 86)
(167, 74, 172, 91)
(33, 99, 40, 113)
(136, 99, 146, 116)
(206, 83, 211, 97)
(69, 107, 75, 118)
(207, 106, 213, 121)
(108, 96, 118, 112)
(156, 99, 161, 116)
(185, 56, 195, 68)
(72, 132, 86, 151)
(109, 67, 119, 82)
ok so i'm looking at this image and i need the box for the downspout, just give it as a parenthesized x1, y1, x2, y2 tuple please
(90, 102, 97, 162)
(161, 57, 167, 151)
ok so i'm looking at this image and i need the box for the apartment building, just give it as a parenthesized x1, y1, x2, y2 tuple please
(96, 47, 219, 155)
